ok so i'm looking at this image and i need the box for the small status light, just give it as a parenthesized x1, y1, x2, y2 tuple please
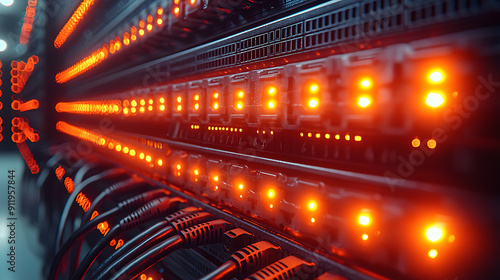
(194, 169, 199, 176)
(145, 155, 152, 162)
(177, 96, 182, 102)
(159, 97, 165, 103)
(358, 96, 371, 108)
(345, 134, 351, 141)
(325, 134, 331, 139)
(174, 7, 180, 15)
(362, 234, 369, 240)
(213, 103, 219, 110)
(270, 204, 274, 209)
(426, 92, 445, 108)
(308, 98, 319, 108)
(123, 147, 129, 154)
(311, 217, 316, 223)
(213, 175, 219, 182)
(428, 249, 438, 259)
(158, 159, 163, 166)
(360, 78, 372, 88)
(427, 139, 437, 149)
(310, 84, 319, 93)
(177, 105, 182, 111)
(426, 226, 443, 242)
(157, 18, 163, 25)
(268, 86, 276, 95)
(354, 135, 362, 142)
(335, 134, 340, 140)
(140, 274, 147, 280)
(238, 184, 244, 190)
(236, 102, 243, 109)
(131, 100, 137, 107)
(268, 189, 276, 198)
(267, 101, 275, 108)
(238, 91, 244, 98)
(412, 138, 421, 148)
(116, 144, 122, 152)
(129, 149, 136, 156)
(358, 215, 370, 226)
(148, 277, 153, 280)
(139, 153, 145, 160)
(159, 105, 165, 111)
(429, 70, 444, 83)
(308, 200, 317, 211)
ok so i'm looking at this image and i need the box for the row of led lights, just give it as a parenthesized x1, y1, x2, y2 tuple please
(58, 122, 453, 260)
(58, 67, 448, 115)
(300, 132, 362, 141)
(56, 6, 167, 83)
(168, 158, 453, 259)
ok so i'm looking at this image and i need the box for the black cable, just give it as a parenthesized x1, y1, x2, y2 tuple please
(49, 189, 173, 280)
(199, 241, 282, 280)
(93, 211, 214, 280)
(55, 168, 128, 252)
(80, 177, 150, 225)
(48, 207, 118, 280)
(70, 196, 185, 280)
(108, 219, 232, 280)
(201, 261, 239, 280)
(87, 206, 201, 280)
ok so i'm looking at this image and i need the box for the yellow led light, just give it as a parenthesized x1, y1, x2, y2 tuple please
(308, 98, 319, 108)
(140, 107, 145, 113)
(345, 134, 351, 141)
(140, 99, 146, 106)
(194, 103, 199, 110)
(131, 100, 137, 107)
(131, 107, 137, 113)
(412, 138, 421, 148)
(358, 215, 370, 226)
(129, 149, 136, 156)
(427, 139, 437, 149)
(325, 134, 331, 139)
(362, 234, 369, 240)
(115, 144, 122, 152)
(426, 226, 443, 242)
(268, 86, 276, 95)
(310, 84, 319, 93)
(268, 189, 275, 198)
(213, 103, 219, 109)
(194, 94, 200, 101)
(213, 175, 219, 182)
(267, 101, 275, 108)
(238, 184, 244, 190)
(159, 105, 165, 111)
(360, 79, 372, 88)
(428, 249, 438, 259)
(315, 133, 320, 139)
(123, 147, 129, 154)
(358, 96, 371, 108)
(354, 135, 362, 141)
(139, 153, 145, 159)
(308, 201, 317, 211)
(177, 105, 182, 111)
(194, 169, 199, 176)
(238, 91, 244, 98)
(158, 159, 163, 166)
(177, 96, 182, 102)
(176, 164, 181, 170)
(429, 70, 444, 83)
(335, 134, 340, 140)
(214, 93, 219, 98)
(145, 155, 152, 162)
(236, 102, 243, 109)
(426, 92, 445, 108)
(159, 97, 165, 103)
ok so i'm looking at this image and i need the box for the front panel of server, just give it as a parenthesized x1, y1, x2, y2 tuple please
(1, 0, 500, 279)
